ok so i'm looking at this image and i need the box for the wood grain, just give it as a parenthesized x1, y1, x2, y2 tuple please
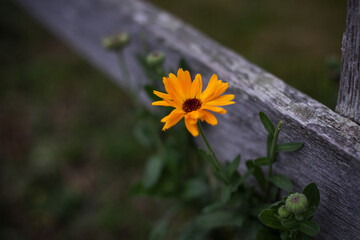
(337, 0, 360, 124)
(14, 0, 360, 239)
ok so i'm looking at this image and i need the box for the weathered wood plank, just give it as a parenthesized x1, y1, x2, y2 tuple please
(337, 0, 360, 125)
(14, 0, 360, 239)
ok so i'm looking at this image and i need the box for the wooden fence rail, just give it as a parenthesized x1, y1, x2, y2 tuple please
(15, 0, 360, 239)
(337, 0, 360, 125)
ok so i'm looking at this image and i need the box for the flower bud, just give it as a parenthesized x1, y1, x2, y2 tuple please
(102, 32, 130, 51)
(285, 193, 308, 214)
(278, 205, 291, 218)
(146, 51, 165, 67)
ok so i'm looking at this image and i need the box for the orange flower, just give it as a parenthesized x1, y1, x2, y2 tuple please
(152, 68, 235, 137)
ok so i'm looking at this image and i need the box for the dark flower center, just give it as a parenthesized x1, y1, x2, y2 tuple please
(182, 98, 202, 113)
(291, 196, 299, 203)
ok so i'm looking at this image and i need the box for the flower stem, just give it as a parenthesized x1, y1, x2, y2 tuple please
(117, 51, 140, 109)
(265, 121, 283, 200)
(117, 51, 132, 91)
(197, 121, 229, 184)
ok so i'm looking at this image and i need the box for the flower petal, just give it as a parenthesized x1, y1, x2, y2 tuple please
(153, 90, 177, 108)
(206, 94, 235, 106)
(185, 115, 199, 137)
(152, 101, 171, 106)
(168, 73, 186, 101)
(161, 109, 185, 131)
(161, 109, 184, 122)
(201, 105, 227, 114)
(153, 90, 169, 100)
(163, 77, 183, 107)
(213, 82, 229, 98)
(177, 68, 192, 99)
(190, 74, 203, 99)
(200, 74, 218, 102)
(200, 110, 218, 125)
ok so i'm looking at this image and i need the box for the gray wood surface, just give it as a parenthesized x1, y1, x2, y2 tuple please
(337, 0, 360, 124)
(14, 0, 360, 239)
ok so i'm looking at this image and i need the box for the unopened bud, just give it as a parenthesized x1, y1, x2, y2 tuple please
(146, 51, 165, 67)
(278, 205, 291, 218)
(102, 32, 130, 51)
(285, 193, 308, 214)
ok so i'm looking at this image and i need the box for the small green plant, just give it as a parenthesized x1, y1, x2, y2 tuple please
(259, 183, 320, 240)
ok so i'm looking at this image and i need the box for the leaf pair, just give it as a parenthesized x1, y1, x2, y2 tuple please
(259, 112, 303, 157)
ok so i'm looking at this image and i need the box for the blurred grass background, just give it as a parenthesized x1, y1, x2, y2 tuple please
(0, 0, 345, 239)
(0, 1, 166, 239)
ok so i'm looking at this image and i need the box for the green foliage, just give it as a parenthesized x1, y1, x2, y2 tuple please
(246, 160, 266, 191)
(130, 52, 321, 240)
(302, 183, 320, 209)
(298, 221, 320, 237)
(259, 183, 320, 240)
(226, 154, 241, 177)
(143, 154, 165, 189)
(259, 209, 285, 230)
(268, 174, 293, 192)
(276, 142, 303, 152)
(133, 97, 318, 240)
(254, 157, 271, 166)
(109, 37, 320, 240)
(259, 112, 275, 136)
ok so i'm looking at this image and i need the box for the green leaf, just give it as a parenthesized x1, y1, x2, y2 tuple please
(280, 231, 290, 240)
(269, 185, 279, 202)
(297, 221, 320, 237)
(246, 160, 266, 191)
(221, 185, 232, 203)
(302, 183, 320, 209)
(259, 112, 275, 136)
(254, 157, 271, 166)
(301, 206, 317, 220)
(198, 148, 219, 172)
(202, 201, 224, 213)
(267, 134, 273, 158)
(270, 200, 284, 210)
(258, 209, 284, 230)
(195, 211, 243, 228)
(182, 179, 208, 200)
(143, 155, 164, 188)
(249, 203, 272, 217)
(281, 218, 298, 229)
(213, 171, 227, 183)
(198, 148, 226, 182)
(232, 168, 253, 190)
(268, 174, 294, 192)
(226, 154, 241, 177)
(276, 142, 303, 152)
